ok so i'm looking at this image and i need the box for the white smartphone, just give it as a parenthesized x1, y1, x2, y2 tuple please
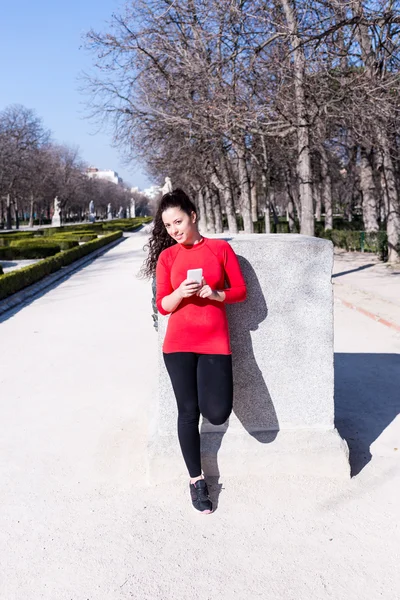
(187, 268, 203, 284)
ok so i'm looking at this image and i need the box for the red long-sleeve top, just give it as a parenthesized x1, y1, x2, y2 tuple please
(156, 237, 247, 354)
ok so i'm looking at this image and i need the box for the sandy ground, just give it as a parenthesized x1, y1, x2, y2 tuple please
(0, 233, 399, 600)
(333, 249, 400, 327)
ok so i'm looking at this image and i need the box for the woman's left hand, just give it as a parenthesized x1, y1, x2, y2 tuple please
(198, 278, 218, 300)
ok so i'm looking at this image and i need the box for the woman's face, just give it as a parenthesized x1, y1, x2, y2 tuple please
(162, 207, 198, 244)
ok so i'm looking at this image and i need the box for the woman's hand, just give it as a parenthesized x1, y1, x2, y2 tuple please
(177, 279, 202, 299)
(198, 278, 226, 302)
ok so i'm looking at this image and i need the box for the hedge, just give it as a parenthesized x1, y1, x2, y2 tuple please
(48, 233, 98, 242)
(318, 229, 388, 260)
(102, 217, 152, 232)
(42, 225, 104, 236)
(11, 239, 79, 251)
(0, 244, 62, 260)
(0, 233, 36, 246)
(0, 231, 122, 300)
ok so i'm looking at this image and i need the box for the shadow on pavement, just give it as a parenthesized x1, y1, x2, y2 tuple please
(334, 352, 400, 477)
(332, 263, 376, 278)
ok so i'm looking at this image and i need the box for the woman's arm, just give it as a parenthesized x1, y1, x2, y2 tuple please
(198, 242, 246, 303)
(222, 243, 247, 303)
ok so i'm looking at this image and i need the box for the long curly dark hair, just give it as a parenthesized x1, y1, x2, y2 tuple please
(141, 188, 198, 279)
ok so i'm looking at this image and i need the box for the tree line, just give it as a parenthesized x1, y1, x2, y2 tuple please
(0, 104, 150, 229)
(85, 0, 400, 261)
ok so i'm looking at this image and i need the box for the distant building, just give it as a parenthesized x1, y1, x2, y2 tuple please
(86, 167, 123, 186)
(143, 185, 162, 199)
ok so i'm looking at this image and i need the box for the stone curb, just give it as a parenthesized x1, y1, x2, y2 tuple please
(335, 296, 400, 333)
(0, 236, 125, 318)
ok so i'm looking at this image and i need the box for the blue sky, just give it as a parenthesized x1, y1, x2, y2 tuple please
(0, 0, 153, 190)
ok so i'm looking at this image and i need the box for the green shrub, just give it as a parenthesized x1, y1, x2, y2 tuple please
(10, 239, 79, 251)
(0, 231, 122, 300)
(314, 221, 325, 237)
(41, 227, 64, 236)
(317, 229, 388, 260)
(0, 233, 36, 246)
(275, 222, 290, 233)
(49, 233, 98, 243)
(0, 264, 3, 275)
(0, 244, 61, 260)
(102, 217, 151, 232)
(37, 217, 151, 237)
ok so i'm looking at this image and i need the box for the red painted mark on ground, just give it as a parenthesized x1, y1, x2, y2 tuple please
(336, 298, 400, 333)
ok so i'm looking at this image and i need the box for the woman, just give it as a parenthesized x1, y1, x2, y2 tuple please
(143, 189, 246, 514)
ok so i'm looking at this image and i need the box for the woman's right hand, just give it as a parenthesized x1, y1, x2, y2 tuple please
(177, 279, 202, 298)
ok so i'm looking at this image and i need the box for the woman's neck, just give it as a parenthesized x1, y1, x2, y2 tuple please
(185, 231, 203, 246)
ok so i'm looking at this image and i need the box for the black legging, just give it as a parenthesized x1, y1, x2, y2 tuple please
(163, 352, 233, 478)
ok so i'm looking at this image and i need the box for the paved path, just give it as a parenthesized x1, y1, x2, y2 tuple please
(1, 234, 399, 599)
(333, 249, 400, 330)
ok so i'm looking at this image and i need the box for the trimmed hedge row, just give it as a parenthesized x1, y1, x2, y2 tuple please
(42, 225, 104, 236)
(318, 229, 388, 260)
(102, 218, 152, 232)
(39, 217, 151, 235)
(0, 234, 97, 247)
(0, 239, 81, 259)
(10, 239, 79, 250)
(0, 244, 62, 260)
(0, 231, 122, 301)
(49, 233, 98, 242)
(0, 233, 36, 246)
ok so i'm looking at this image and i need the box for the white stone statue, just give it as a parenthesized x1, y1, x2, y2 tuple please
(52, 196, 61, 226)
(54, 197, 61, 214)
(130, 198, 136, 218)
(162, 177, 173, 196)
(118, 206, 124, 219)
(107, 203, 112, 220)
(89, 200, 95, 223)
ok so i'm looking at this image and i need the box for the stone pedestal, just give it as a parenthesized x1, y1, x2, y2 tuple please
(149, 234, 350, 481)
(51, 215, 61, 227)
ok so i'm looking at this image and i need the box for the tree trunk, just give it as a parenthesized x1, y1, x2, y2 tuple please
(280, 0, 314, 236)
(261, 171, 271, 233)
(351, 0, 399, 260)
(29, 194, 35, 228)
(203, 187, 216, 233)
(320, 148, 333, 230)
(212, 157, 238, 233)
(6, 194, 12, 230)
(251, 178, 258, 223)
(14, 199, 20, 230)
(287, 199, 296, 232)
(314, 182, 322, 221)
(235, 143, 253, 233)
(212, 189, 223, 233)
(269, 188, 279, 230)
(284, 164, 301, 229)
(359, 147, 379, 232)
(194, 188, 207, 233)
(378, 131, 400, 262)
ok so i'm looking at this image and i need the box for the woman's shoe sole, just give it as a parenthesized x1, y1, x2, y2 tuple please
(192, 506, 213, 515)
